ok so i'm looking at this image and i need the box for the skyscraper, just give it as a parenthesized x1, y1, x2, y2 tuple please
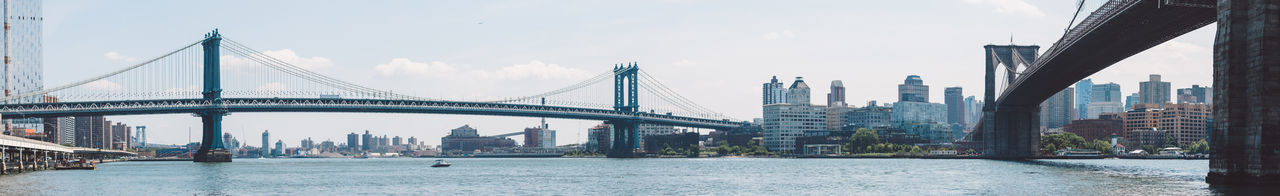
(1040, 87, 1074, 130)
(944, 87, 965, 125)
(763, 104, 826, 152)
(762, 76, 787, 105)
(786, 77, 810, 105)
(1125, 93, 1139, 110)
(1075, 79, 1093, 120)
(133, 125, 146, 148)
(1139, 74, 1171, 106)
(261, 130, 270, 157)
(73, 116, 109, 149)
(2, 0, 45, 135)
(346, 132, 359, 152)
(1085, 82, 1124, 119)
(898, 75, 928, 102)
(1176, 85, 1212, 104)
(362, 130, 373, 151)
(827, 80, 846, 107)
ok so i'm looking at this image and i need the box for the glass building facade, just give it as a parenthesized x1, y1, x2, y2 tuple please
(3, 0, 44, 133)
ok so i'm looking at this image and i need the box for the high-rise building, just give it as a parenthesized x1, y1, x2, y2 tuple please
(586, 124, 613, 153)
(73, 116, 109, 149)
(898, 75, 928, 102)
(56, 117, 75, 146)
(1092, 82, 1123, 102)
(361, 130, 373, 151)
(1040, 87, 1075, 130)
(346, 132, 359, 152)
(1125, 93, 1140, 110)
(274, 140, 285, 156)
(763, 104, 826, 152)
(1123, 103, 1211, 147)
(1139, 74, 1171, 106)
(944, 87, 965, 125)
(523, 127, 556, 148)
(1176, 85, 1212, 104)
(392, 136, 402, 146)
(133, 125, 146, 148)
(762, 76, 787, 105)
(261, 130, 270, 157)
(827, 80, 846, 107)
(1085, 82, 1124, 119)
(223, 133, 235, 154)
(2, 0, 45, 135)
(1075, 79, 1093, 120)
(786, 77, 810, 105)
(964, 96, 983, 127)
(110, 122, 131, 150)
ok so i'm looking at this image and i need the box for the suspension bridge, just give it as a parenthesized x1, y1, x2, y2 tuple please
(0, 30, 746, 161)
(964, 0, 1280, 185)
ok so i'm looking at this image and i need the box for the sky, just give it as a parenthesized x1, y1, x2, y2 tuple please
(39, 0, 1216, 147)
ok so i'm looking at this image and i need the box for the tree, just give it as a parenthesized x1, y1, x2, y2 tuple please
(1142, 144, 1156, 154)
(1187, 139, 1210, 154)
(1164, 134, 1179, 148)
(1040, 133, 1086, 153)
(845, 128, 880, 153)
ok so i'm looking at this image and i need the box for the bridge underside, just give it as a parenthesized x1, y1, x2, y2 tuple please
(982, 0, 1215, 159)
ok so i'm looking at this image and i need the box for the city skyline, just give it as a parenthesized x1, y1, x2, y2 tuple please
(39, 1, 1214, 146)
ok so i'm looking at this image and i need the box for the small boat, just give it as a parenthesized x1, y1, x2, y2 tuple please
(431, 159, 451, 167)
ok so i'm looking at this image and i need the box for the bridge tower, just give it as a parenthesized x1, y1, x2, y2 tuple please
(194, 30, 231, 162)
(607, 63, 641, 158)
(981, 45, 1040, 159)
(1208, 0, 1280, 185)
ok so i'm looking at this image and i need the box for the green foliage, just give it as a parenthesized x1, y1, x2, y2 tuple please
(1141, 144, 1156, 153)
(1164, 135, 1179, 148)
(1187, 139, 1210, 154)
(1040, 132, 1086, 153)
(844, 128, 881, 153)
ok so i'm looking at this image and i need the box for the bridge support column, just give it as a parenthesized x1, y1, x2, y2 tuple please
(606, 120, 638, 158)
(194, 111, 232, 162)
(982, 105, 1040, 159)
(1207, 0, 1280, 185)
(194, 30, 231, 163)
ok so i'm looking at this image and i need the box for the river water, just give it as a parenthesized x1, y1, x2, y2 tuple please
(0, 158, 1250, 195)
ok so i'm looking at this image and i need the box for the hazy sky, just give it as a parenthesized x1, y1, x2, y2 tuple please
(41, 0, 1216, 147)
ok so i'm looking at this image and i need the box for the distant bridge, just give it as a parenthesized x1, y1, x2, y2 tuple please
(0, 30, 746, 161)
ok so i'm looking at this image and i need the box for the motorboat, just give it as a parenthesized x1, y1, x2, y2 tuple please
(431, 159, 451, 167)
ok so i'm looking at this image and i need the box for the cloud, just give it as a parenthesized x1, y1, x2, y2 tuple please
(104, 52, 137, 62)
(761, 30, 796, 40)
(963, 0, 1045, 17)
(221, 49, 333, 70)
(255, 82, 288, 92)
(374, 59, 590, 81)
(86, 79, 123, 91)
(489, 60, 592, 80)
(374, 58, 459, 77)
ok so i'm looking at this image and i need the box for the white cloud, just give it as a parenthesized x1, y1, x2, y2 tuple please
(374, 59, 589, 81)
(221, 49, 333, 70)
(104, 52, 137, 62)
(374, 58, 459, 77)
(490, 60, 591, 80)
(963, 0, 1045, 17)
(761, 30, 796, 40)
(85, 80, 123, 91)
(255, 82, 288, 92)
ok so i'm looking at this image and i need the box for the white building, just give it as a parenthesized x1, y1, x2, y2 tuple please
(763, 104, 826, 152)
